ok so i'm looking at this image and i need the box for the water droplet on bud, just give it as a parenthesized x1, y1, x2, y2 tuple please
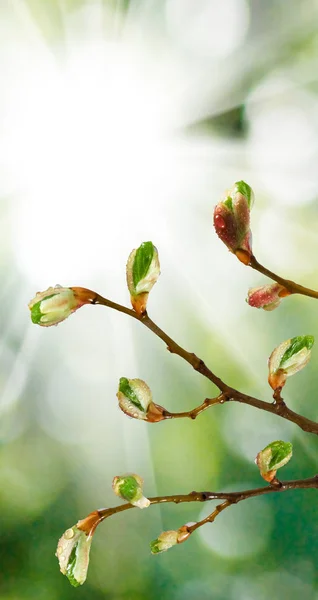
(214, 214, 225, 229)
(64, 528, 75, 539)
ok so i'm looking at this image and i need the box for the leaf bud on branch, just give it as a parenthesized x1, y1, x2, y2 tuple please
(117, 377, 165, 422)
(28, 285, 93, 327)
(126, 241, 160, 315)
(112, 474, 150, 508)
(246, 283, 291, 311)
(255, 440, 293, 483)
(268, 335, 314, 391)
(150, 525, 191, 554)
(213, 180, 254, 264)
(56, 524, 94, 587)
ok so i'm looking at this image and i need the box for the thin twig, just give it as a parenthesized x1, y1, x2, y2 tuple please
(249, 255, 318, 299)
(87, 291, 318, 435)
(161, 394, 226, 420)
(78, 476, 318, 537)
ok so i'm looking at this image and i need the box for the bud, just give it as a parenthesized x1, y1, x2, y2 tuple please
(255, 440, 293, 482)
(28, 285, 90, 327)
(246, 283, 291, 311)
(268, 335, 314, 390)
(126, 241, 160, 314)
(56, 525, 92, 587)
(117, 377, 165, 422)
(112, 474, 150, 508)
(213, 180, 254, 263)
(150, 526, 191, 554)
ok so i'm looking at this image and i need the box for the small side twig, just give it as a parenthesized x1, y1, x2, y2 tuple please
(78, 476, 318, 538)
(249, 255, 318, 300)
(86, 290, 318, 435)
(161, 394, 227, 420)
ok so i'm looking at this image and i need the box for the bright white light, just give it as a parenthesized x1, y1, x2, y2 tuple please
(246, 76, 318, 206)
(165, 0, 250, 58)
(6, 40, 175, 285)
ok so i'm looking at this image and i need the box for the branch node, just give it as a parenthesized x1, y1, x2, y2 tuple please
(270, 478, 282, 488)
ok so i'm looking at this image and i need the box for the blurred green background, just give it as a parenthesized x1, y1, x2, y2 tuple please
(0, 0, 318, 598)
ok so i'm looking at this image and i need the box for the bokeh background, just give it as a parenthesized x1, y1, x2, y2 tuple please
(0, 0, 318, 598)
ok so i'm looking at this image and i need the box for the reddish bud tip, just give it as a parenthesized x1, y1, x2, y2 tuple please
(247, 283, 290, 311)
(213, 181, 254, 259)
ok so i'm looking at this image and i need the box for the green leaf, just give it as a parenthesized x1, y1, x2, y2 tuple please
(119, 377, 144, 412)
(235, 180, 253, 208)
(30, 293, 56, 324)
(30, 300, 43, 324)
(223, 196, 233, 211)
(119, 476, 139, 501)
(280, 335, 314, 367)
(150, 539, 161, 554)
(264, 441, 293, 470)
(66, 548, 81, 588)
(132, 242, 154, 289)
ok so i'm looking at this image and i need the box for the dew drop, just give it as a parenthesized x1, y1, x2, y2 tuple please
(64, 528, 75, 540)
(214, 214, 226, 229)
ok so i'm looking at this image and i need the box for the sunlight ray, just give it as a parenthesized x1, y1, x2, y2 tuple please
(0, 324, 39, 412)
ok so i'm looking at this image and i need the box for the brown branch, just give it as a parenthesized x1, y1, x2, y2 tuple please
(161, 394, 226, 420)
(79, 476, 318, 537)
(86, 291, 318, 435)
(249, 255, 318, 300)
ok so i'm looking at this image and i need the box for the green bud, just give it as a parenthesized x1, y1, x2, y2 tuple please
(126, 242, 160, 314)
(112, 474, 150, 508)
(235, 180, 254, 210)
(150, 530, 179, 554)
(150, 526, 191, 554)
(268, 335, 314, 390)
(117, 378, 165, 422)
(256, 440, 293, 482)
(28, 285, 89, 327)
(56, 525, 92, 587)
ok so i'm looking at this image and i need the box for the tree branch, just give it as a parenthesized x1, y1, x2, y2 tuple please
(78, 476, 318, 537)
(249, 255, 318, 299)
(87, 291, 318, 435)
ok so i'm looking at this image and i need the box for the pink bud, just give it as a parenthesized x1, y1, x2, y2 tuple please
(246, 283, 290, 311)
(213, 181, 253, 259)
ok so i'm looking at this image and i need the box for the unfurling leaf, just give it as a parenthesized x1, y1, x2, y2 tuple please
(268, 335, 314, 390)
(117, 377, 165, 422)
(256, 440, 293, 482)
(56, 526, 92, 587)
(126, 241, 160, 314)
(213, 180, 254, 264)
